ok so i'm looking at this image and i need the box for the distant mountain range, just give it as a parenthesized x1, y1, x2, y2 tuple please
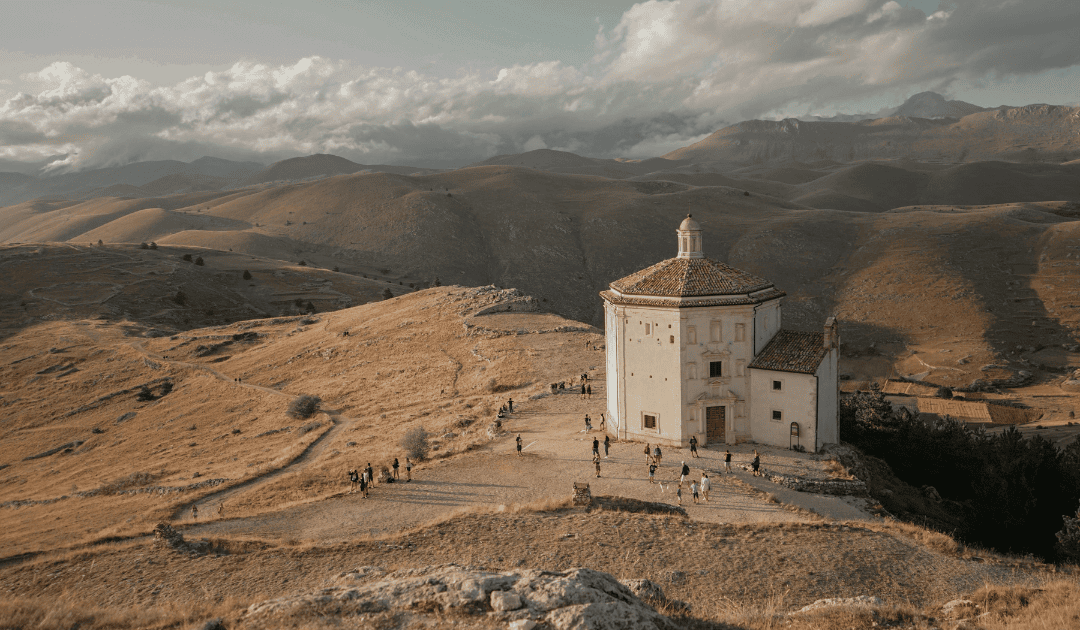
(0, 154, 442, 207)
(2, 93, 1078, 207)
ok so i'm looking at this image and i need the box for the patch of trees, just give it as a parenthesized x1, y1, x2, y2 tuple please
(402, 426, 430, 460)
(840, 391, 1080, 561)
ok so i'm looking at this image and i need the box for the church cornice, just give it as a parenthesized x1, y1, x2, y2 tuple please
(599, 288, 785, 309)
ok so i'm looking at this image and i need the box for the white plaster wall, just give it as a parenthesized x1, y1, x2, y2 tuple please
(753, 300, 782, 356)
(748, 369, 817, 449)
(815, 347, 839, 449)
(604, 302, 622, 436)
(618, 306, 683, 445)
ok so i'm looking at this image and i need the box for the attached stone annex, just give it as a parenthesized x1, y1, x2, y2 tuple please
(602, 214, 839, 451)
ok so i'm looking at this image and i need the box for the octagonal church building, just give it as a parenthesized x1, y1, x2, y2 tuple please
(601, 215, 839, 451)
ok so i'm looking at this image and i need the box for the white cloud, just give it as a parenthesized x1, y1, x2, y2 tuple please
(0, 0, 1077, 172)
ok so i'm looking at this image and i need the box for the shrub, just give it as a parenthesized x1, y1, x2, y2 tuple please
(287, 395, 321, 419)
(937, 386, 953, 399)
(333, 266, 339, 272)
(182, 254, 192, 262)
(298, 260, 306, 266)
(159, 381, 174, 396)
(97, 239, 104, 246)
(1056, 501, 1080, 562)
(402, 426, 430, 461)
(136, 385, 155, 401)
(139, 242, 148, 249)
(149, 242, 157, 249)
(173, 290, 187, 306)
(194, 256, 204, 266)
(305, 301, 316, 313)
(242, 270, 252, 280)
(434, 277, 441, 287)
(382, 288, 394, 300)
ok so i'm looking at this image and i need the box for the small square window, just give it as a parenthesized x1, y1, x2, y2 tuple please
(669, 335, 674, 343)
(644, 414, 656, 429)
(709, 361, 722, 378)
(772, 380, 782, 391)
(772, 410, 783, 421)
(645, 323, 651, 335)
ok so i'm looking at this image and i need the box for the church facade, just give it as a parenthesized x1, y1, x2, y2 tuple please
(601, 215, 839, 451)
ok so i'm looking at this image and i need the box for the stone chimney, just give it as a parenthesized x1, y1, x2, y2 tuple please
(824, 317, 838, 350)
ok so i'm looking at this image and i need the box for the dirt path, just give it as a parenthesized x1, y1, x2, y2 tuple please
(127, 340, 360, 520)
(180, 372, 875, 543)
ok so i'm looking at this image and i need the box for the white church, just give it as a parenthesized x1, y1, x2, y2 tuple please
(601, 215, 839, 452)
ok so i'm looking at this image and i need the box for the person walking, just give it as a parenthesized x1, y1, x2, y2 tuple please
(592, 437, 600, 458)
(516, 434, 523, 457)
(649, 459, 657, 483)
(603, 435, 610, 458)
(586, 384, 592, 399)
(594, 454, 601, 478)
(599, 413, 606, 432)
(349, 469, 359, 493)
(580, 382, 587, 400)
(654, 445, 663, 468)
(676, 485, 683, 505)
(191, 504, 198, 520)
(392, 458, 400, 480)
(751, 450, 761, 476)
(507, 397, 513, 413)
(689, 435, 698, 458)
(584, 414, 591, 433)
(691, 480, 699, 504)
(644, 443, 652, 465)
(405, 457, 412, 481)
(366, 463, 375, 487)
(359, 473, 368, 498)
(700, 473, 710, 502)
(680, 461, 690, 487)
(724, 450, 732, 474)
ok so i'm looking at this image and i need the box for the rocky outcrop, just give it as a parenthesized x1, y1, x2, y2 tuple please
(247, 564, 680, 630)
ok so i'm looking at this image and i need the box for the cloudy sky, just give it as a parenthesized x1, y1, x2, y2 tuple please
(2, 0, 1078, 172)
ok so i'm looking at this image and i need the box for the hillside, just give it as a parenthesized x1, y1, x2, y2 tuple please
(3, 164, 1080, 388)
(469, 148, 686, 179)
(241, 153, 440, 186)
(665, 104, 1080, 165)
(0, 286, 1073, 629)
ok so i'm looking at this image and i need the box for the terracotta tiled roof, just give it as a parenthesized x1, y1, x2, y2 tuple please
(609, 257, 776, 298)
(748, 330, 828, 374)
(599, 289, 785, 308)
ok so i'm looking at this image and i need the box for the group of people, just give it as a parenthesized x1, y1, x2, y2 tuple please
(583, 413, 605, 433)
(349, 457, 413, 498)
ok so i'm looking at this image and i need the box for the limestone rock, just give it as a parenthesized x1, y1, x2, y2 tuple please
(509, 620, 538, 630)
(246, 564, 675, 629)
(796, 595, 884, 614)
(942, 599, 976, 615)
(620, 578, 664, 601)
(491, 590, 523, 611)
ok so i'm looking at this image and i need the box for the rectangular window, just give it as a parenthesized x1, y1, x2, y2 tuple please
(772, 380, 782, 391)
(688, 326, 697, 344)
(735, 323, 745, 342)
(710, 320, 721, 342)
(644, 414, 657, 429)
(772, 410, 783, 422)
(669, 335, 675, 344)
(645, 323, 651, 335)
(709, 361, 723, 378)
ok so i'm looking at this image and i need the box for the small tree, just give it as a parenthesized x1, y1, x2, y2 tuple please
(402, 426, 430, 461)
(382, 288, 394, 300)
(182, 254, 192, 262)
(149, 242, 158, 250)
(1056, 501, 1080, 563)
(434, 277, 441, 287)
(97, 239, 104, 246)
(242, 270, 252, 280)
(136, 385, 155, 401)
(937, 386, 953, 399)
(305, 301, 316, 313)
(287, 395, 321, 419)
(298, 260, 306, 266)
(333, 266, 340, 272)
(139, 242, 148, 250)
(173, 290, 187, 306)
(194, 256, 204, 266)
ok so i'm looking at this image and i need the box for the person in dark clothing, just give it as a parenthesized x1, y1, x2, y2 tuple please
(508, 398, 513, 413)
(580, 383, 586, 399)
(359, 474, 368, 498)
(599, 413, 606, 432)
(689, 435, 698, 458)
(594, 454, 601, 478)
(586, 384, 592, 398)
(680, 461, 690, 486)
(654, 446, 663, 468)
(349, 469, 359, 493)
(592, 437, 600, 458)
(584, 414, 591, 433)
(516, 434, 523, 456)
(649, 461, 657, 483)
(724, 450, 732, 473)
(392, 458, 400, 479)
(751, 450, 761, 476)
(603, 435, 610, 458)
(366, 463, 374, 487)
